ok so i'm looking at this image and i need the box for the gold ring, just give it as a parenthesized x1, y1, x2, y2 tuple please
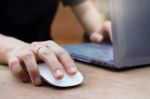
(37, 47, 43, 53)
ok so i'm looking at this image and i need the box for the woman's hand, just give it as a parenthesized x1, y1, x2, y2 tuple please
(7, 41, 77, 86)
(90, 21, 112, 43)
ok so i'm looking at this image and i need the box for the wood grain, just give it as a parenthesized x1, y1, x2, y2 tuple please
(0, 63, 150, 99)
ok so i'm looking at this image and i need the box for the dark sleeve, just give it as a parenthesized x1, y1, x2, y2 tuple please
(61, 0, 86, 6)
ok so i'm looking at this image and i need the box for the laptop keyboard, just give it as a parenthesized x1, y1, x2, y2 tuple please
(63, 43, 114, 62)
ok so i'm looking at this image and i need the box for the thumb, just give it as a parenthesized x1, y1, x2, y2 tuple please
(90, 32, 104, 43)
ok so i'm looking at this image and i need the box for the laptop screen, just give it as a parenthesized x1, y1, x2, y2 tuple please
(110, 0, 150, 66)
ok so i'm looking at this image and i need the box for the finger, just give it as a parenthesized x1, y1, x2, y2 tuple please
(9, 56, 30, 82)
(102, 21, 112, 41)
(90, 32, 104, 43)
(46, 41, 78, 75)
(91, 21, 112, 43)
(104, 21, 112, 41)
(17, 51, 42, 86)
(30, 42, 43, 60)
(53, 48, 77, 75)
(38, 47, 64, 80)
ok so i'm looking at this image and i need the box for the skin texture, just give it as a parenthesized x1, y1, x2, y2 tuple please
(0, 0, 111, 86)
(0, 36, 77, 86)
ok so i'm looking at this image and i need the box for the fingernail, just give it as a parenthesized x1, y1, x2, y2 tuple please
(69, 66, 77, 74)
(56, 69, 64, 79)
(35, 77, 42, 85)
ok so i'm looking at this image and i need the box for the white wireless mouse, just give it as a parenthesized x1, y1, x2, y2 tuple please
(38, 63, 84, 87)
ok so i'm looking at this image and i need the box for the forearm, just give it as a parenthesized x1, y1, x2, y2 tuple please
(71, 0, 104, 35)
(0, 34, 28, 64)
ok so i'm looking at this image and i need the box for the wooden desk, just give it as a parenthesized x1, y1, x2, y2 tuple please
(0, 63, 150, 99)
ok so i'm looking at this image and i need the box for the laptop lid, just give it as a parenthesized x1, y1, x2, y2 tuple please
(110, 0, 150, 68)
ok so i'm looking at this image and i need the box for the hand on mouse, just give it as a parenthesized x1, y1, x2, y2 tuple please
(7, 40, 77, 86)
(90, 21, 112, 43)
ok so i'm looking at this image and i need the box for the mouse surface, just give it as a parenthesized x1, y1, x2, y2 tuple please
(38, 63, 84, 87)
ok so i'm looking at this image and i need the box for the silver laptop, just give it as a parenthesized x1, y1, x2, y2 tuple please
(62, 0, 150, 69)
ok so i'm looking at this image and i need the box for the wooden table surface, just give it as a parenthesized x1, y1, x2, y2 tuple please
(0, 63, 150, 99)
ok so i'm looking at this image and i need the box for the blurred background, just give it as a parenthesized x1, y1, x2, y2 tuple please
(52, 0, 109, 44)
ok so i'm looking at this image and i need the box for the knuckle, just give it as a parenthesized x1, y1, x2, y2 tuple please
(31, 42, 40, 48)
(50, 60, 62, 67)
(46, 40, 56, 45)
(38, 48, 50, 56)
(8, 59, 23, 76)
(9, 58, 19, 68)
(10, 65, 22, 76)
(104, 21, 110, 27)
(51, 64, 63, 71)
(55, 48, 66, 56)
(21, 51, 34, 59)
(31, 41, 38, 45)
